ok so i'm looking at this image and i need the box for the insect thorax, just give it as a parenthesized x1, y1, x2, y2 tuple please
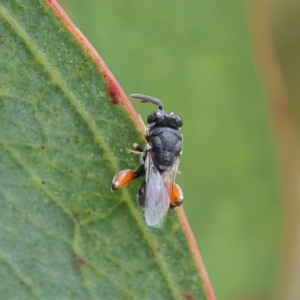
(148, 127, 182, 172)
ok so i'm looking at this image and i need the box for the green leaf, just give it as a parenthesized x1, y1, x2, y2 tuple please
(57, 1, 283, 299)
(0, 1, 214, 299)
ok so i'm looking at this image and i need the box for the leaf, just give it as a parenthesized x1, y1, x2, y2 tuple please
(58, 1, 283, 299)
(0, 1, 215, 299)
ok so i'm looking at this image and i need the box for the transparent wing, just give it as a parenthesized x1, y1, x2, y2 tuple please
(164, 157, 180, 200)
(144, 151, 170, 228)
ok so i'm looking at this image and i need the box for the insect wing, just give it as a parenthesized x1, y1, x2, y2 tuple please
(164, 157, 180, 200)
(144, 151, 170, 228)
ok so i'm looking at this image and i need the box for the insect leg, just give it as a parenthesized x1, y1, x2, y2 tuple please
(137, 181, 146, 207)
(111, 165, 145, 191)
(126, 149, 141, 154)
(125, 143, 145, 155)
(168, 182, 184, 209)
(133, 143, 143, 152)
(134, 164, 145, 178)
(111, 169, 136, 191)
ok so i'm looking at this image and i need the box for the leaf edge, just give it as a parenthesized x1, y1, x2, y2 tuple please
(46, 1, 216, 298)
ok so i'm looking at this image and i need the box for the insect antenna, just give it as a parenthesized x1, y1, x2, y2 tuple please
(130, 94, 164, 111)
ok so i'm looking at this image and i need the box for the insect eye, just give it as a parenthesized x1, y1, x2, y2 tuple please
(168, 114, 183, 129)
(176, 115, 183, 127)
(147, 111, 162, 124)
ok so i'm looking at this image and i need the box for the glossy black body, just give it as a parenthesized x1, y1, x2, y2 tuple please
(147, 118, 182, 172)
(126, 94, 184, 227)
(136, 109, 183, 209)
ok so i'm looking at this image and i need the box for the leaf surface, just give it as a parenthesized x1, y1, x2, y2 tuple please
(0, 1, 214, 299)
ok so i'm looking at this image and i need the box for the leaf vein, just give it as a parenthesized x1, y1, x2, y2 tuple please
(0, 248, 43, 300)
(0, 6, 182, 299)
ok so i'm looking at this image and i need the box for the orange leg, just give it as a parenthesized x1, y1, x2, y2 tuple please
(111, 165, 145, 191)
(111, 170, 136, 191)
(168, 182, 184, 209)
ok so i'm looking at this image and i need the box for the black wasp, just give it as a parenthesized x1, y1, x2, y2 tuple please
(111, 94, 184, 228)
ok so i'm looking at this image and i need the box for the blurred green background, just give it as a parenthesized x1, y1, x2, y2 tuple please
(57, 0, 300, 299)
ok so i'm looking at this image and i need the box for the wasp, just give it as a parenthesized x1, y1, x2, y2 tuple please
(111, 94, 184, 228)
